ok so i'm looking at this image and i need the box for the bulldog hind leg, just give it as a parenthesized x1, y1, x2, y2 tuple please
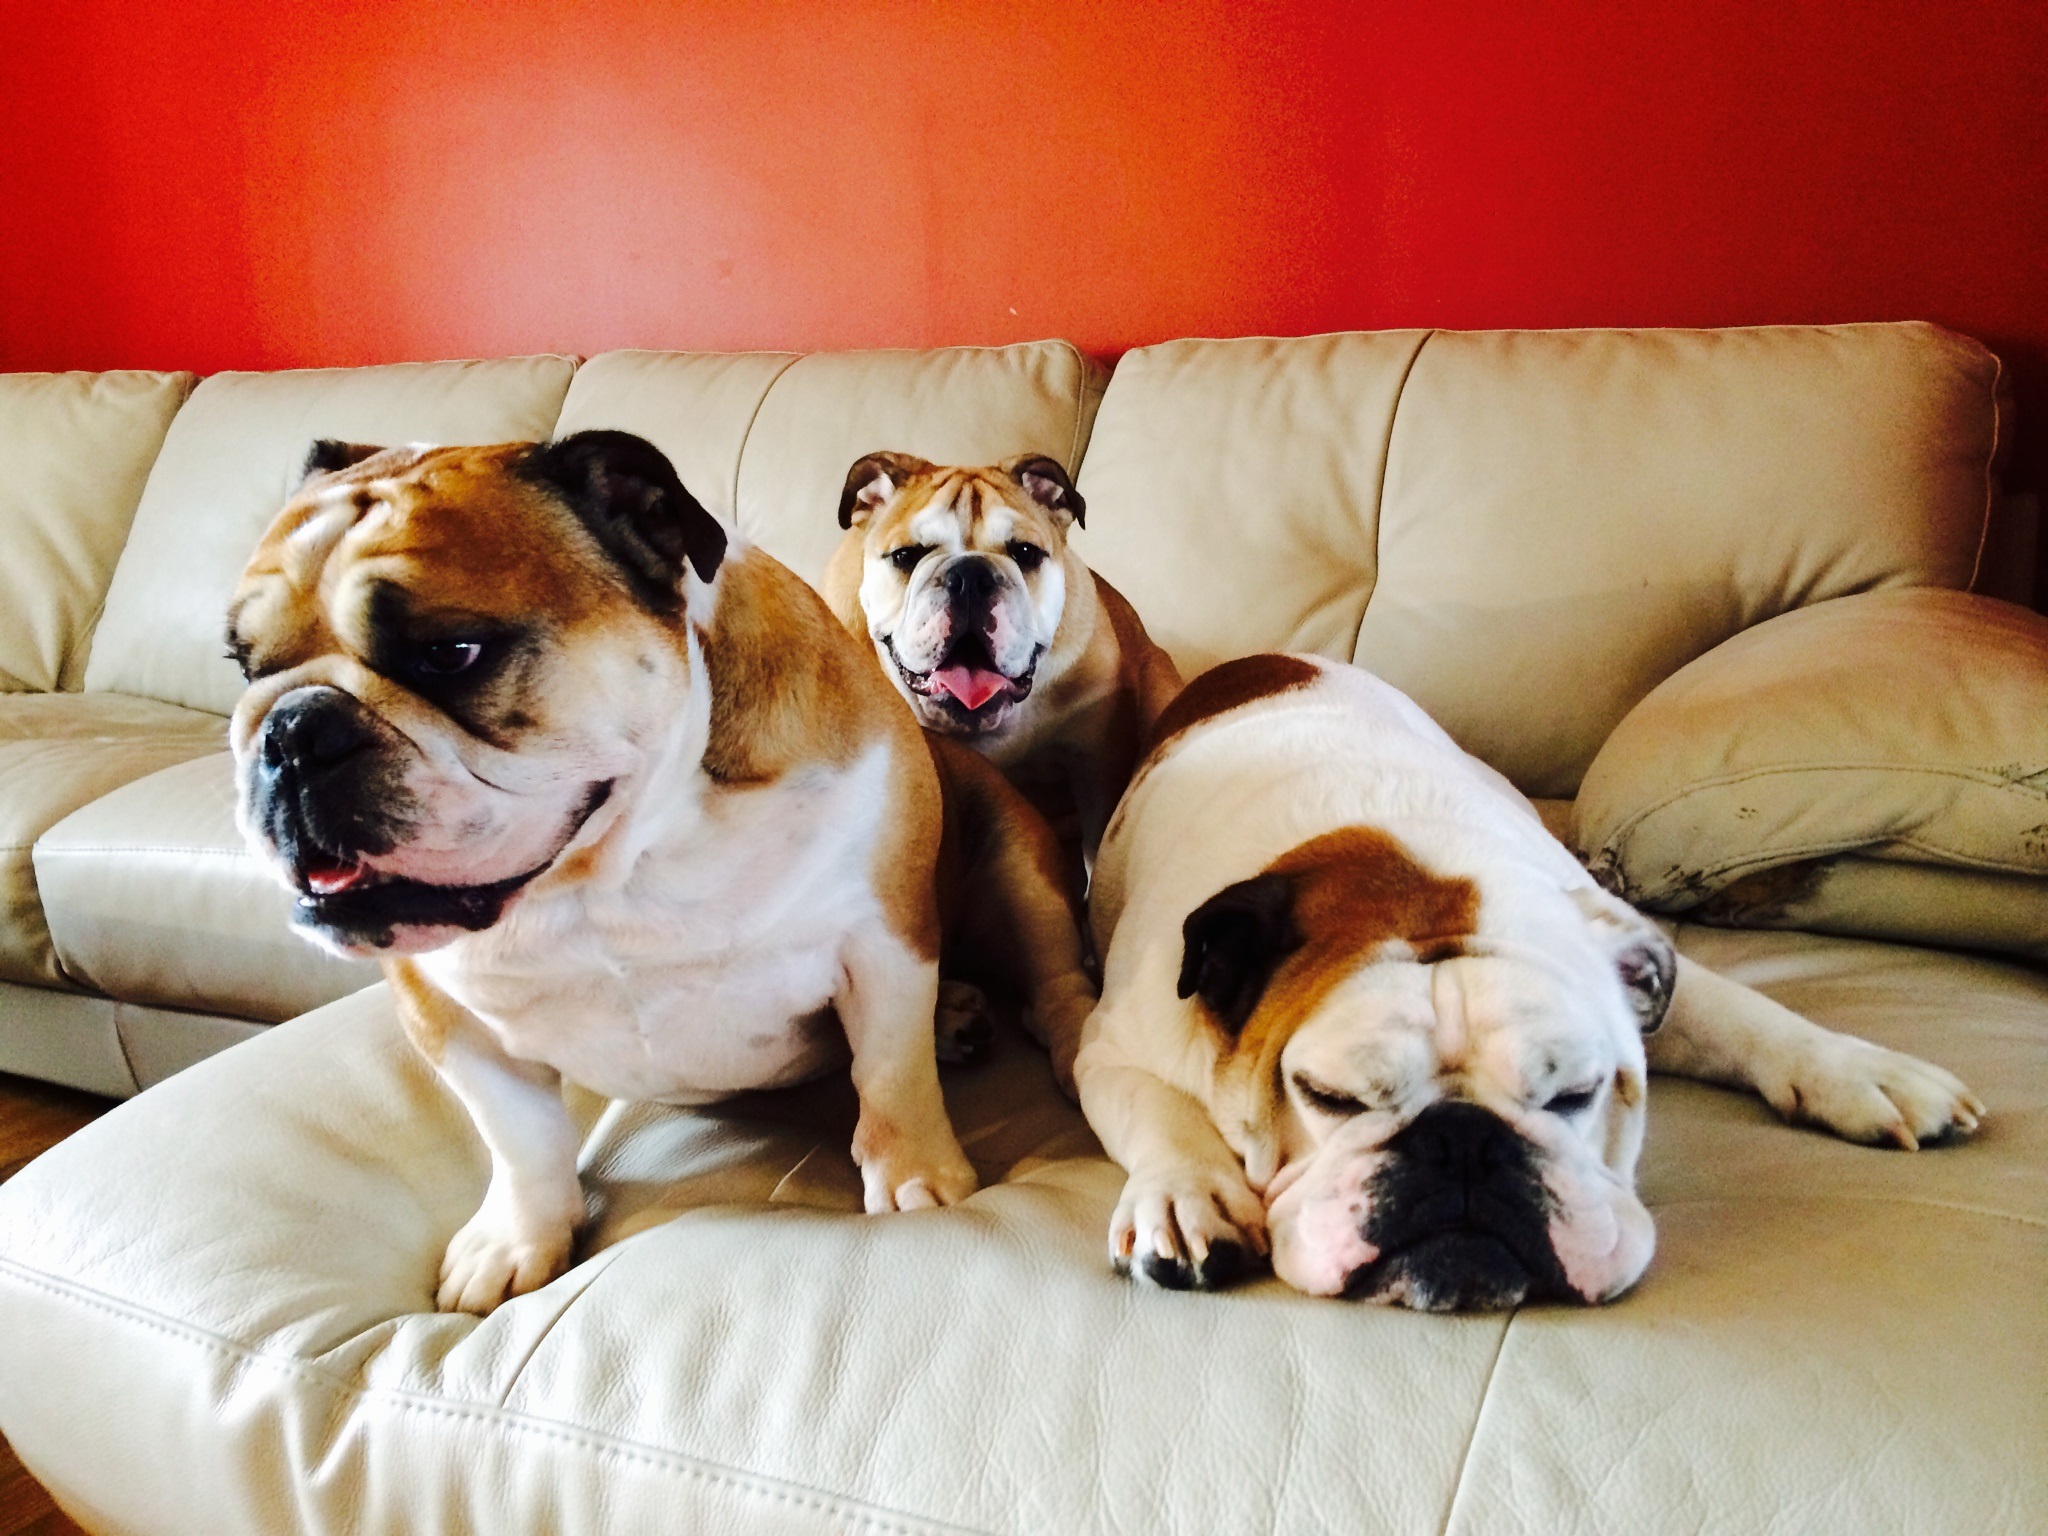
(1653, 957, 1986, 1149)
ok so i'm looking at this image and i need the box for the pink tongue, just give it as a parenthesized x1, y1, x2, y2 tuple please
(931, 664, 1009, 711)
(306, 860, 370, 896)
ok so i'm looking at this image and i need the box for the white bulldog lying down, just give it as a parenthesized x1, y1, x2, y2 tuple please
(1075, 654, 1984, 1310)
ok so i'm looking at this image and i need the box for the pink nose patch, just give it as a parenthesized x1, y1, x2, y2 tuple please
(931, 664, 1009, 711)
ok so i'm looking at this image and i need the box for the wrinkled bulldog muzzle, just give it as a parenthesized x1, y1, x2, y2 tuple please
(1341, 1102, 1575, 1311)
(890, 554, 1041, 732)
(244, 684, 610, 955)
(1269, 1099, 1650, 1311)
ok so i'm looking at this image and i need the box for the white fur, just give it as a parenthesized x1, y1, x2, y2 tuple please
(1080, 656, 1982, 1306)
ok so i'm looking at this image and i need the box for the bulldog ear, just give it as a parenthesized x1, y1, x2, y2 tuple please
(1007, 454, 1085, 528)
(1569, 887, 1676, 1035)
(525, 430, 726, 605)
(838, 451, 932, 529)
(1178, 873, 1303, 1034)
(299, 439, 387, 486)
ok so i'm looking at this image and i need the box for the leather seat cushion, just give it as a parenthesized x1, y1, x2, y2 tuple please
(0, 693, 225, 988)
(35, 752, 377, 1021)
(0, 928, 2038, 1534)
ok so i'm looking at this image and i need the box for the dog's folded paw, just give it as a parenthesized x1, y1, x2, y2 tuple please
(1111, 1164, 1270, 1290)
(436, 1191, 579, 1314)
(1765, 1036, 1987, 1150)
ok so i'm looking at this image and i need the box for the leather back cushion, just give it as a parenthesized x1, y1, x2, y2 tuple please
(1081, 322, 2007, 796)
(0, 371, 195, 692)
(83, 357, 578, 716)
(557, 343, 1106, 589)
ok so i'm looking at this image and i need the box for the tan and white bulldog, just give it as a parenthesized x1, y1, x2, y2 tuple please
(1077, 654, 1985, 1309)
(821, 452, 1182, 864)
(228, 430, 1095, 1314)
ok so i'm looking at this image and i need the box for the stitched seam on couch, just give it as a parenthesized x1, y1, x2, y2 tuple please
(1600, 762, 2048, 872)
(1967, 345, 2005, 594)
(727, 354, 806, 534)
(1352, 328, 1434, 654)
(1622, 836, 2048, 899)
(32, 845, 253, 860)
(0, 1257, 998, 1536)
(1435, 1312, 1512, 1536)
(1642, 1194, 2047, 1229)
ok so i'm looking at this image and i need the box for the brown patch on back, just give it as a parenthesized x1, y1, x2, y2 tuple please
(1147, 653, 1322, 756)
(1219, 825, 1480, 1107)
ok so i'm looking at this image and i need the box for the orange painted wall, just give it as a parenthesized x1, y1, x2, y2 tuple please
(5, 3, 2044, 528)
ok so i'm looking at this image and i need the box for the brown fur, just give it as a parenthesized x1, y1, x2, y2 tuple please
(1145, 653, 1322, 759)
(1214, 826, 1480, 1111)
(387, 955, 458, 1062)
(822, 455, 1184, 871)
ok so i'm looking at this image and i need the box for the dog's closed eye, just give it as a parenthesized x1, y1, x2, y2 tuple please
(1292, 1073, 1371, 1117)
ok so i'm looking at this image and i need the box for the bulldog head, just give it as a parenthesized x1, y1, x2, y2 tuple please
(1180, 827, 1673, 1310)
(227, 431, 726, 957)
(836, 451, 1084, 738)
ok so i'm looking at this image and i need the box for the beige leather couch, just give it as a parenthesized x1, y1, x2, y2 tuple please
(0, 327, 2042, 1534)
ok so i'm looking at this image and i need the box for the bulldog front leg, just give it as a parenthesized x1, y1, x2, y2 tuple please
(838, 923, 979, 1212)
(1076, 1041, 1269, 1290)
(1653, 956, 1985, 1149)
(390, 962, 586, 1314)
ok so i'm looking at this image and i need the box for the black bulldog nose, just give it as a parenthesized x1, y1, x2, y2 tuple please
(943, 557, 999, 610)
(1394, 1101, 1522, 1184)
(263, 688, 375, 776)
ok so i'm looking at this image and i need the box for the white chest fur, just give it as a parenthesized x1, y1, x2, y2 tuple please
(419, 741, 894, 1104)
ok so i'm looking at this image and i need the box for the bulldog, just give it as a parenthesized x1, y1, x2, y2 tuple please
(228, 430, 1095, 1314)
(821, 452, 1182, 863)
(1076, 654, 1985, 1309)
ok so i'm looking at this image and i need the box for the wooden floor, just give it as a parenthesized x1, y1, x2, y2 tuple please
(0, 1072, 108, 1536)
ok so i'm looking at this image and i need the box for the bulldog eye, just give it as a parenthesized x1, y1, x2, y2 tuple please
(1544, 1083, 1602, 1117)
(1292, 1073, 1371, 1118)
(414, 640, 484, 677)
(1006, 541, 1046, 572)
(887, 545, 930, 574)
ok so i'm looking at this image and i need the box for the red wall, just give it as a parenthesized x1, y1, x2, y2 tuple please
(5, 2, 2044, 572)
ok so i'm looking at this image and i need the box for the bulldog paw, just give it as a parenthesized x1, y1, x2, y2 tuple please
(855, 1128, 979, 1213)
(436, 1192, 578, 1314)
(1111, 1164, 1269, 1291)
(934, 980, 995, 1066)
(1764, 1035, 1986, 1150)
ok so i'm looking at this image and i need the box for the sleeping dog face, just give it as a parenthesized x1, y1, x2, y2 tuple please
(226, 431, 725, 957)
(836, 452, 1084, 739)
(1178, 827, 1673, 1310)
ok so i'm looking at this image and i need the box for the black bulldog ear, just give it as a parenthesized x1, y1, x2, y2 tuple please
(1007, 454, 1085, 528)
(839, 451, 932, 529)
(299, 439, 388, 486)
(525, 430, 726, 606)
(1178, 873, 1303, 1034)
(1569, 887, 1676, 1035)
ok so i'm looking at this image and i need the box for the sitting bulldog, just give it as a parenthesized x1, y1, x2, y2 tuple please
(1076, 654, 1984, 1309)
(821, 451, 1182, 868)
(228, 430, 1095, 1313)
